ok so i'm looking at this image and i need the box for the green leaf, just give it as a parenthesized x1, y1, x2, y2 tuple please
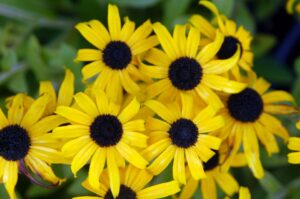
(0, 63, 26, 85)
(25, 36, 50, 80)
(252, 34, 277, 58)
(233, 1, 255, 33)
(1, 49, 17, 71)
(254, 57, 293, 85)
(259, 170, 283, 196)
(162, 0, 193, 28)
(110, 0, 162, 8)
(212, 0, 234, 17)
(7, 71, 28, 93)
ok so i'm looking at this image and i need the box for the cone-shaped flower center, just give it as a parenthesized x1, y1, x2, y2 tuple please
(90, 115, 123, 147)
(103, 41, 132, 70)
(0, 125, 31, 161)
(169, 118, 198, 148)
(168, 57, 202, 91)
(217, 36, 242, 59)
(227, 88, 263, 122)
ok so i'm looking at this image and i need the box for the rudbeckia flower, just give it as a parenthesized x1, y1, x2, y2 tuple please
(143, 93, 222, 183)
(218, 75, 294, 178)
(288, 121, 300, 164)
(177, 144, 246, 199)
(75, 4, 158, 103)
(0, 94, 65, 199)
(141, 22, 245, 109)
(53, 90, 148, 197)
(190, 0, 253, 79)
(73, 165, 180, 199)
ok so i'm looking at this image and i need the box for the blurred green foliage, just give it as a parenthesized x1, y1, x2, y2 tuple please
(0, 0, 299, 198)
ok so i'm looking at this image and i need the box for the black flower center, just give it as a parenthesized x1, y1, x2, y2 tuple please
(168, 118, 198, 148)
(168, 57, 202, 91)
(90, 115, 123, 147)
(102, 41, 132, 70)
(0, 125, 31, 161)
(217, 36, 242, 59)
(104, 184, 137, 199)
(227, 88, 263, 122)
(203, 151, 219, 171)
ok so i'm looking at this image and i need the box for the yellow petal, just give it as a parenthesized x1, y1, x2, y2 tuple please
(62, 136, 91, 157)
(0, 108, 9, 128)
(153, 22, 179, 59)
(178, 178, 198, 199)
(89, 148, 106, 189)
(239, 187, 251, 199)
(203, 46, 240, 74)
(144, 100, 177, 123)
(145, 48, 171, 67)
(75, 49, 101, 61)
(71, 142, 97, 176)
(173, 25, 187, 55)
(120, 17, 135, 42)
(197, 31, 223, 64)
(196, 85, 224, 110)
(197, 116, 224, 133)
(56, 106, 93, 125)
(288, 152, 300, 164)
(201, 177, 217, 199)
(288, 137, 300, 151)
(186, 148, 206, 179)
(186, 27, 200, 57)
(123, 119, 145, 132)
(118, 98, 140, 123)
(108, 4, 121, 40)
(57, 69, 74, 106)
(75, 22, 107, 50)
(140, 63, 168, 79)
(193, 105, 217, 124)
(132, 36, 158, 55)
(52, 125, 89, 138)
(180, 92, 194, 119)
(119, 70, 140, 94)
(116, 141, 148, 169)
(107, 147, 120, 197)
(190, 14, 215, 38)
(142, 138, 171, 161)
(3, 161, 18, 199)
(128, 20, 152, 46)
(82, 61, 104, 81)
(39, 81, 56, 115)
(148, 145, 176, 175)
(173, 148, 186, 184)
(8, 94, 24, 124)
(74, 92, 99, 118)
(202, 74, 246, 93)
(95, 90, 110, 114)
(137, 181, 180, 199)
(215, 172, 239, 196)
(21, 94, 49, 128)
(262, 90, 294, 104)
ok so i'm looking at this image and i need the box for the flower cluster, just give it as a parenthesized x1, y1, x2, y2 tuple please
(0, 1, 298, 199)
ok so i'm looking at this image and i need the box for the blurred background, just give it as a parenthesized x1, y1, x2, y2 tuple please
(0, 0, 299, 198)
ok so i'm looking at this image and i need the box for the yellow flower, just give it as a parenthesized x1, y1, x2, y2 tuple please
(53, 90, 148, 197)
(73, 165, 180, 199)
(218, 76, 294, 179)
(75, 4, 158, 103)
(0, 94, 65, 199)
(143, 93, 222, 183)
(177, 144, 245, 199)
(190, 0, 253, 79)
(288, 121, 300, 164)
(141, 22, 245, 109)
(39, 69, 75, 116)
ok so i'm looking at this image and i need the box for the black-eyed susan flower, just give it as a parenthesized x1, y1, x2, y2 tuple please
(218, 75, 294, 178)
(177, 144, 245, 199)
(143, 93, 222, 183)
(73, 165, 180, 199)
(53, 90, 148, 197)
(75, 4, 158, 103)
(288, 121, 300, 164)
(0, 94, 65, 199)
(190, 0, 253, 79)
(141, 22, 245, 109)
(39, 69, 74, 116)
